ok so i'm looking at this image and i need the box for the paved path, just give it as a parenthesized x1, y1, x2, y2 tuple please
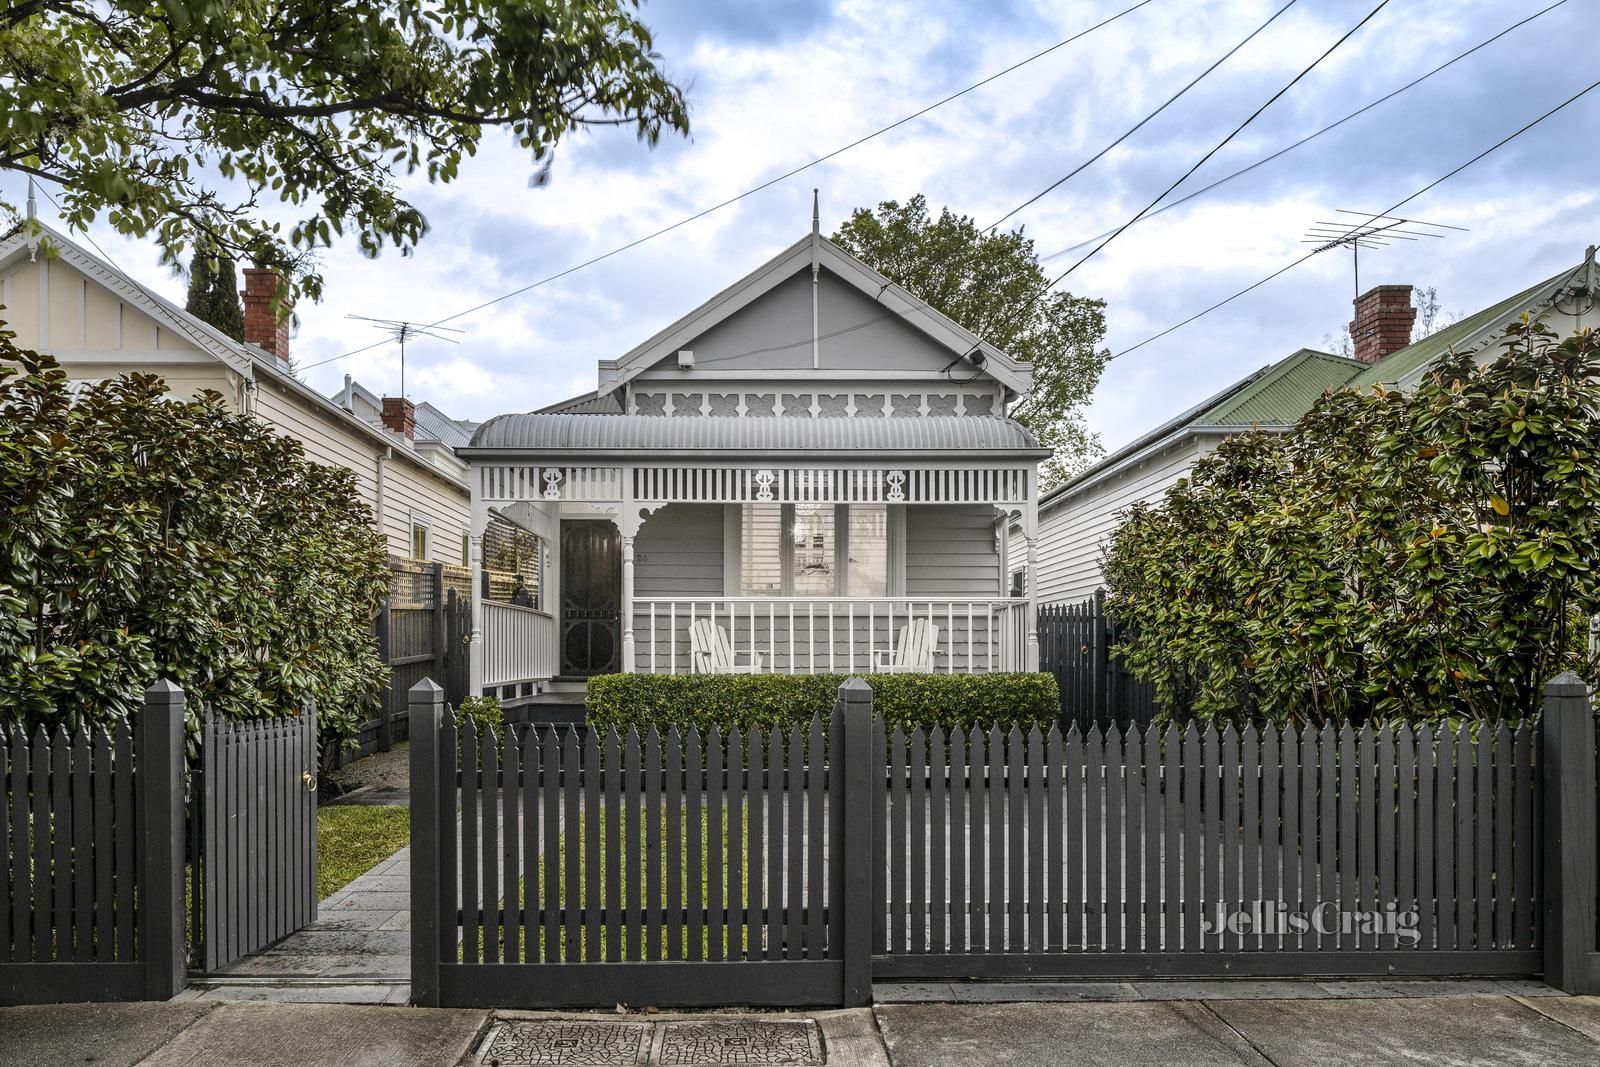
(183, 847, 413, 1004)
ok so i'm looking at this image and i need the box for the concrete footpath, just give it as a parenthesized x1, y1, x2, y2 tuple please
(3, 985, 1599, 1066)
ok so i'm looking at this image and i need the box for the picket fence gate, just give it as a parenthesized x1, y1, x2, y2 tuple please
(191, 709, 319, 972)
(3, 681, 321, 1004)
(409, 674, 1600, 1008)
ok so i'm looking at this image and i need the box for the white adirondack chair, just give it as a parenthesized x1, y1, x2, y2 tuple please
(689, 619, 766, 674)
(873, 618, 940, 674)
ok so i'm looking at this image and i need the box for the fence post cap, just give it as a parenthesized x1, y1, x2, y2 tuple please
(408, 677, 445, 699)
(1544, 671, 1591, 697)
(839, 676, 873, 695)
(144, 678, 185, 699)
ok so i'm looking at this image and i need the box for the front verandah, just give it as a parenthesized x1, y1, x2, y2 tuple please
(462, 461, 1042, 694)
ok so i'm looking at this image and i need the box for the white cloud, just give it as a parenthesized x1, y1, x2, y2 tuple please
(7, 0, 1595, 455)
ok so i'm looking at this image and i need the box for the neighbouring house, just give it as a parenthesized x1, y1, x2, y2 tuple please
(0, 220, 473, 566)
(457, 225, 1049, 704)
(1034, 244, 1600, 603)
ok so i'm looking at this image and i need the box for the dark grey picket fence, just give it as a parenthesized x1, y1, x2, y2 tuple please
(1, 682, 186, 1004)
(3, 681, 320, 1004)
(408, 679, 871, 1008)
(874, 719, 1541, 976)
(1037, 592, 1158, 730)
(411, 673, 1600, 1006)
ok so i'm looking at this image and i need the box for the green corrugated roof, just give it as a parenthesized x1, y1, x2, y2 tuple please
(1345, 267, 1574, 389)
(1200, 348, 1364, 426)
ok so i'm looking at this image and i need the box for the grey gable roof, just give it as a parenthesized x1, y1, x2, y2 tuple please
(465, 414, 1046, 456)
(602, 234, 1034, 397)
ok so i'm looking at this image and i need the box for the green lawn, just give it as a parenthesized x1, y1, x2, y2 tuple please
(476, 805, 752, 962)
(318, 805, 410, 899)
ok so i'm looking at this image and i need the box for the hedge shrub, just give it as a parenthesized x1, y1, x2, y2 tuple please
(585, 673, 1059, 734)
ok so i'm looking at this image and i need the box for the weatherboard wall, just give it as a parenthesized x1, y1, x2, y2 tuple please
(1035, 435, 1220, 603)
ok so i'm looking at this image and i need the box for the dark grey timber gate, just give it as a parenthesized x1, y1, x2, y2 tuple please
(193, 709, 319, 972)
(409, 674, 1600, 1007)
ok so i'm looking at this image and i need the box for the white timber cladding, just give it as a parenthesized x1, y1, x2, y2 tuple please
(1034, 436, 1217, 603)
(252, 379, 469, 563)
(476, 464, 1030, 505)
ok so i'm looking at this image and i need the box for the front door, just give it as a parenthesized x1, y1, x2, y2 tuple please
(560, 520, 621, 676)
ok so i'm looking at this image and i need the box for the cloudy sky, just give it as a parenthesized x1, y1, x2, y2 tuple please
(19, 0, 1600, 455)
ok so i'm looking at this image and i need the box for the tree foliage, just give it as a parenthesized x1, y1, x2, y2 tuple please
(184, 247, 245, 342)
(1103, 321, 1600, 727)
(1, 0, 689, 300)
(0, 330, 390, 742)
(832, 196, 1108, 483)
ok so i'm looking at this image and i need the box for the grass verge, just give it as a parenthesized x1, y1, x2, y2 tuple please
(318, 805, 410, 900)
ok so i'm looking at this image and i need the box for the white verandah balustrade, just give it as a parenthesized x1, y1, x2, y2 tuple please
(633, 597, 1031, 675)
(480, 600, 556, 688)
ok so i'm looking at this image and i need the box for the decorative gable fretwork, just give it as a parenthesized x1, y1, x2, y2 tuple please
(629, 390, 997, 418)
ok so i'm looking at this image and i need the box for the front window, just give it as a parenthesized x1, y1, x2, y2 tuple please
(790, 504, 836, 596)
(739, 503, 784, 595)
(736, 502, 888, 596)
(846, 504, 887, 597)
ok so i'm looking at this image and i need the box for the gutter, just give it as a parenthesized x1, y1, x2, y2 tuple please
(456, 447, 1055, 462)
(1038, 422, 1292, 515)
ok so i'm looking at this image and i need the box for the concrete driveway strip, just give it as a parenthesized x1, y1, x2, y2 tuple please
(1208, 995, 1600, 1067)
(0, 1002, 211, 1067)
(875, 1002, 1269, 1067)
(133, 1002, 488, 1067)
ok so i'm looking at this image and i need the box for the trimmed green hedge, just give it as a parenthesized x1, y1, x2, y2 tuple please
(584, 673, 1059, 734)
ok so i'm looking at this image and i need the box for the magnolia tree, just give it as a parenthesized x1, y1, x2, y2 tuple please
(0, 330, 389, 741)
(1104, 321, 1600, 726)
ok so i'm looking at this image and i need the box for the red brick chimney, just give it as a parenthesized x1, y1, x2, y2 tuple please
(1349, 284, 1416, 364)
(381, 396, 416, 440)
(241, 268, 293, 365)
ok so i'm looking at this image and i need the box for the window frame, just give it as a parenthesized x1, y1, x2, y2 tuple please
(728, 502, 898, 597)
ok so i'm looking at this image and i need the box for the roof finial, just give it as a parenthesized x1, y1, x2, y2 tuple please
(812, 188, 819, 237)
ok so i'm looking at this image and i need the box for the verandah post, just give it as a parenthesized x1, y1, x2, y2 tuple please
(1542, 671, 1599, 993)
(838, 677, 874, 1006)
(136, 679, 187, 1000)
(409, 678, 446, 1007)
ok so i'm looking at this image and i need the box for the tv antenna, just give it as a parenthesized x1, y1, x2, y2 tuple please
(1301, 210, 1467, 299)
(344, 316, 463, 398)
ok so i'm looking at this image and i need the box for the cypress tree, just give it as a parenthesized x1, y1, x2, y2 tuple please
(185, 248, 246, 342)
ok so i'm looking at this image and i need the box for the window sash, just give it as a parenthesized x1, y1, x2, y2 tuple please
(735, 503, 889, 596)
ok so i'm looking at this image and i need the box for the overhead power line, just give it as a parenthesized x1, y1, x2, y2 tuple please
(985, 0, 1301, 233)
(295, 0, 1160, 375)
(1038, 0, 1571, 261)
(1108, 74, 1600, 361)
(1045, 0, 1394, 286)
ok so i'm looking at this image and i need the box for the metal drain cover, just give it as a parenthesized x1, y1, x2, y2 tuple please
(479, 1021, 650, 1065)
(479, 1019, 824, 1066)
(658, 1021, 822, 1065)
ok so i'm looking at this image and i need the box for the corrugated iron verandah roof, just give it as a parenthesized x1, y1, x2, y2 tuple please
(463, 413, 1048, 457)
